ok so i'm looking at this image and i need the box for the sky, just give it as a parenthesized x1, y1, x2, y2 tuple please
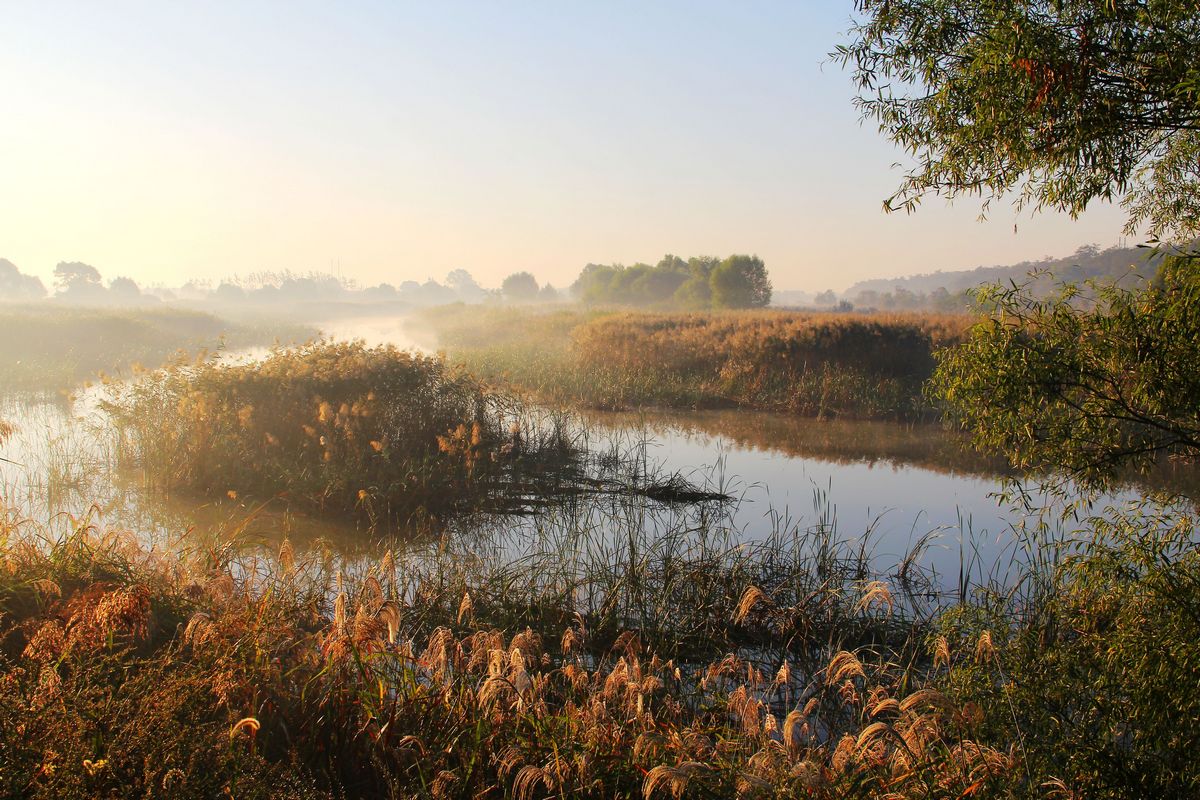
(0, 1, 1131, 293)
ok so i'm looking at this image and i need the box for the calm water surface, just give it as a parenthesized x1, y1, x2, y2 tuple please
(1, 323, 1183, 584)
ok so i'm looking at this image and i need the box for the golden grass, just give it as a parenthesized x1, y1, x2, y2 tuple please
(101, 340, 583, 526)
(416, 306, 972, 419)
(3, 495, 1197, 798)
(0, 511, 1013, 799)
(0, 304, 314, 392)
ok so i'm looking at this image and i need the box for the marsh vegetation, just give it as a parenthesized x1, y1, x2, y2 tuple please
(3, 470, 1198, 798)
(415, 306, 969, 420)
(1, 320, 1197, 798)
(3, 0, 1200, 793)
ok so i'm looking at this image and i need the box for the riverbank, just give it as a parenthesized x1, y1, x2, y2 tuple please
(413, 305, 971, 420)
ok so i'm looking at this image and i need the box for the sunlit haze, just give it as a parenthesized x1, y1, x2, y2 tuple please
(1, 1, 1129, 292)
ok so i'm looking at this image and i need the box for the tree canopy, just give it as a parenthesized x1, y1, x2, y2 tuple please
(838, 0, 1200, 240)
(54, 262, 103, 297)
(930, 258, 1200, 484)
(571, 254, 771, 309)
(0, 259, 47, 301)
(501, 271, 540, 302)
(710, 255, 772, 309)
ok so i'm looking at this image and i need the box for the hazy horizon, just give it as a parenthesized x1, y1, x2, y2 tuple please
(2, 1, 1131, 294)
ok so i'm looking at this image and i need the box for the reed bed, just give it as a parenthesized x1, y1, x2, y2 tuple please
(1, 492, 1197, 798)
(415, 306, 971, 419)
(101, 341, 603, 527)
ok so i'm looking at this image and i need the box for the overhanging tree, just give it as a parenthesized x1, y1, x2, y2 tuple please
(839, 0, 1200, 483)
(838, 0, 1200, 240)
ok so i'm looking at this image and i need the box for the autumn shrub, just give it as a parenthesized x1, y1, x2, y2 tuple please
(932, 500, 1200, 798)
(0, 507, 984, 800)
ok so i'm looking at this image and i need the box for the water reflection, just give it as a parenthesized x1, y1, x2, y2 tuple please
(3, 388, 1195, 590)
(580, 408, 1011, 478)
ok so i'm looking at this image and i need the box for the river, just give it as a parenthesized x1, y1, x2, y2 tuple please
(0, 316, 1188, 589)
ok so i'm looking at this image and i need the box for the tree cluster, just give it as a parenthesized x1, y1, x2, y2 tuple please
(500, 271, 559, 303)
(0, 259, 47, 301)
(208, 269, 495, 307)
(851, 286, 971, 313)
(571, 254, 771, 309)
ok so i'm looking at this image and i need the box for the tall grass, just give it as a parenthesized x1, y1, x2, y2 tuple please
(2, 491, 1196, 798)
(102, 341, 598, 527)
(6, 317, 1199, 798)
(415, 306, 970, 419)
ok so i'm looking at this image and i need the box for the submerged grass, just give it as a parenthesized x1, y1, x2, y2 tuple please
(1, 493, 1197, 798)
(415, 305, 970, 420)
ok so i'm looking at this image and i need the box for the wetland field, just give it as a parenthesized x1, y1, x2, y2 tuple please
(2, 307, 1198, 799)
(8, 3, 1200, 796)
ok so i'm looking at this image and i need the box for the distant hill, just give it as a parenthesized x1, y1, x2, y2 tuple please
(845, 244, 1158, 300)
(826, 243, 1173, 312)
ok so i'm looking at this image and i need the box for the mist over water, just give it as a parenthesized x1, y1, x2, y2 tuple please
(317, 315, 431, 353)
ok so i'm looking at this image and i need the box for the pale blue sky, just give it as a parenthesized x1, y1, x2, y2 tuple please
(0, 1, 1129, 292)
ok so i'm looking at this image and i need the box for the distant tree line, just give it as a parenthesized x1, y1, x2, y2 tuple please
(846, 286, 971, 313)
(0, 258, 563, 309)
(2, 254, 774, 311)
(500, 271, 559, 303)
(844, 244, 1162, 301)
(0, 259, 159, 306)
(571, 254, 772, 309)
(0, 259, 47, 301)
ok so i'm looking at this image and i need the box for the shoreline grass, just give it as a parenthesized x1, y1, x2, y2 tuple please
(6, 329, 1200, 798)
(102, 341, 581, 527)
(2, 493, 1197, 798)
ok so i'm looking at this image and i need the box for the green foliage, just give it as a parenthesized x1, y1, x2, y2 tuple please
(500, 271, 540, 302)
(572, 258, 690, 306)
(930, 257, 1200, 485)
(839, 0, 1200, 240)
(936, 502, 1200, 798)
(710, 255, 772, 309)
(672, 275, 712, 309)
(571, 253, 772, 309)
